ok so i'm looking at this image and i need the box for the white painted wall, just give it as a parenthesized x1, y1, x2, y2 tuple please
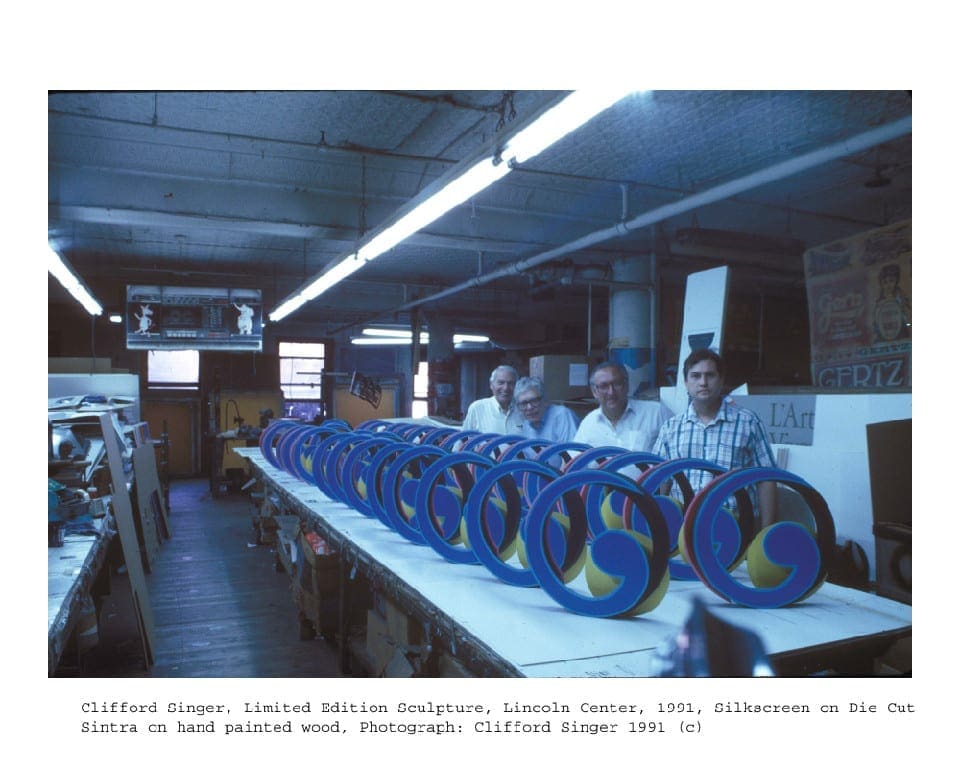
(771, 393, 911, 580)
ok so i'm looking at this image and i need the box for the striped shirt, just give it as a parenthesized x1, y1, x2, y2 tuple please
(653, 399, 776, 506)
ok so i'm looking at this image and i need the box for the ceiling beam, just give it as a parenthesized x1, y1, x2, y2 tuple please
(49, 204, 561, 255)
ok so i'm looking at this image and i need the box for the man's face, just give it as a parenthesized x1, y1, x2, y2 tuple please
(516, 389, 546, 425)
(591, 367, 628, 420)
(490, 370, 517, 409)
(685, 359, 723, 406)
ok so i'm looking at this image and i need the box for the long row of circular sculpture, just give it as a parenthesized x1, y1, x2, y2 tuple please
(259, 418, 836, 618)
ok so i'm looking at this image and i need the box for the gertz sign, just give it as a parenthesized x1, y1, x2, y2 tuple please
(803, 220, 911, 390)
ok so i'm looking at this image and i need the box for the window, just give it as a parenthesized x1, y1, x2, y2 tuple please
(147, 349, 199, 390)
(279, 341, 326, 420)
(412, 360, 429, 418)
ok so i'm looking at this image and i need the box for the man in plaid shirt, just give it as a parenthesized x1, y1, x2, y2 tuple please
(653, 348, 778, 528)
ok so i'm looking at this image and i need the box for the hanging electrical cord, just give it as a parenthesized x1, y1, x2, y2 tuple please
(90, 314, 96, 374)
(496, 91, 517, 132)
(358, 155, 368, 237)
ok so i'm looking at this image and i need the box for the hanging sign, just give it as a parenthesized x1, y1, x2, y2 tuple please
(126, 285, 263, 351)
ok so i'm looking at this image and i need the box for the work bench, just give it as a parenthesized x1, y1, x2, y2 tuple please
(235, 446, 911, 677)
(48, 515, 116, 674)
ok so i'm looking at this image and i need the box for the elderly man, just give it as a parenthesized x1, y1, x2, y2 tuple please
(653, 348, 778, 527)
(573, 361, 672, 452)
(514, 376, 580, 442)
(462, 364, 524, 434)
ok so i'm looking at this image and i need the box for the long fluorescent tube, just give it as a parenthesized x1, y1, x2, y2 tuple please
(269, 255, 367, 321)
(270, 159, 510, 321)
(48, 246, 102, 315)
(502, 89, 638, 165)
(268, 90, 638, 322)
(269, 295, 308, 323)
(354, 330, 491, 346)
(362, 327, 417, 338)
(351, 334, 429, 346)
(300, 256, 367, 300)
(357, 158, 511, 263)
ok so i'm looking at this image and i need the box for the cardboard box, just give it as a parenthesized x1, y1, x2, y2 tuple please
(528, 355, 591, 401)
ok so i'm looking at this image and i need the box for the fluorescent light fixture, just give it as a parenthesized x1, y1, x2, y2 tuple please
(269, 295, 307, 323)
(357, 158, 511, 263)
(502, 89, 639, 165)
(48, 246, 102, 315)
(269, 90, 638, 323)
(353, 330, 490, 347)
(361, 327, 416, 338)
(108, 313, 123, 324)
(269, 257, 367, 321)
(351, 333, 429, 346)
(453, 333, 489, 344)
(300, 256, 367, 300)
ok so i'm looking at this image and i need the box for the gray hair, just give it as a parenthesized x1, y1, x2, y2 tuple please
(514, 376, 544, 399)
(489, 364, 518, 383)
(589, 361, 628, 387)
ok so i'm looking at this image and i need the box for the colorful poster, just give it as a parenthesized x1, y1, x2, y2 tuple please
(804, 220, 911, 389)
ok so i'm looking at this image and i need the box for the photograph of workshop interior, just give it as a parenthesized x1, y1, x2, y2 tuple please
(48, 90, 911, 678)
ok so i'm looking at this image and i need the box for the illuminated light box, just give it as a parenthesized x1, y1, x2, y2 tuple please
(126, 285, 263, 351)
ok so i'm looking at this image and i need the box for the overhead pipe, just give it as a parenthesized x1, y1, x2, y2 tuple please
(391, 116, 912, 315)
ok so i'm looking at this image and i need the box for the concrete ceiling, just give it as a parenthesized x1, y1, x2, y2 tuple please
(48, 90, 912, 343)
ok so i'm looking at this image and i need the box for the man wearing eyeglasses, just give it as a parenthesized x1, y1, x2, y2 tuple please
(462, 364, 525, 434)
(514, 376, 580, 442)
(573, 361, 672, 452)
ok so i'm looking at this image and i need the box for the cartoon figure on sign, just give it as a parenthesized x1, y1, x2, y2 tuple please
(234, 302, 254, 335)
(133, 304, 154, 334)
(873, 264, 911, 341)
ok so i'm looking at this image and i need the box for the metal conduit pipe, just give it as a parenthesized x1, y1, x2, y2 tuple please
(393, 116, 912, 314)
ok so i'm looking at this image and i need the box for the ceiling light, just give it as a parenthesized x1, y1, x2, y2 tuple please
(300, 256, 367, 301)
(357, 158, 510, 263)
(48, 246, 102, 316)
(350, 333, 429, 346)
(270, 256, 368, 321)
(108, 313, 123, 324)
(453, 334, 489, 344)
(502, 89, 640, 165)
(361, 327, 416, 338)
(268, 90, 639, 323)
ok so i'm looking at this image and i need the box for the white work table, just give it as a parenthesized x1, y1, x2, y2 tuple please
(48, 515, 115, 674)
(236, 447, 911, 677)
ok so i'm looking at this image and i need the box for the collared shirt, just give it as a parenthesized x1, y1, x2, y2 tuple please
(462, 396, 524, 434)
(521, 403, 580, 443)
(573, 399, 673, 453)
(653, 399, 776, 503)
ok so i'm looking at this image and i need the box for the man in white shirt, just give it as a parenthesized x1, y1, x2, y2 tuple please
(574, 361, 672, 452)
(461, 365, 524, 434)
